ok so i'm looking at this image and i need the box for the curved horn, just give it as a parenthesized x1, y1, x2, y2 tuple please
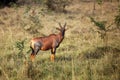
(64, 22, 66, 28)
(58, 22, 62, 28)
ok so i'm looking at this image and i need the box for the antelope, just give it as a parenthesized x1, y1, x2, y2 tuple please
(30, 23, 67, 62)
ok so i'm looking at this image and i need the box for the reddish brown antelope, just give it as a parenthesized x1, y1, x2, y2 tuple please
(30, 23, 67, 62)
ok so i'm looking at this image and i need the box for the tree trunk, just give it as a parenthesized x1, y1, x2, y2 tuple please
(93, 0, 96, 15)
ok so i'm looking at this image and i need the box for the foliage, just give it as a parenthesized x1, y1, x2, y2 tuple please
(27, 14, 43, 34)
(90, 16, 113, 50)
(0, 0, 17, 6)
(33, 0, 46, 4)
(115, 5, 120, 29)
(90, 17, 106, 31)
(17, 0, 46, 5)
(90, 17, 108, 40)
(90, 16, 119, 55)
(21, 7, 43, 34)
(0, 47, 120, 80)
(29, 15, 40, 25)
(46, 0, 71, 12)
(97, 0, 103, 5)
(0, 1, 120, 80)
(24, 5, 31, 14)
(15, 39, 26, 54)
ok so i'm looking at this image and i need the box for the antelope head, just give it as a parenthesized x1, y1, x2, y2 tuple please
(56, 22, 67, 36)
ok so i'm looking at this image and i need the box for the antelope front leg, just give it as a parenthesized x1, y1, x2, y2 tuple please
(51, 48, 56, 62)
(30, 46, 39, 62)
(30, 54, 35, 62)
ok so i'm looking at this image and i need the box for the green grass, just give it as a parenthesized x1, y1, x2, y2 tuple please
(0, 2, 120, 80)
(0, 46, 119, 80)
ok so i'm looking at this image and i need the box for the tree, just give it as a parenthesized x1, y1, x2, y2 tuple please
(90, 17, 115, 53)
(0, 0, 17, 6)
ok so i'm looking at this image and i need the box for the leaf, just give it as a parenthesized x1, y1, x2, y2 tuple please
(15, 39, 26, 52)
(90, 17, 106, 31)
(115, 15, 120, 29)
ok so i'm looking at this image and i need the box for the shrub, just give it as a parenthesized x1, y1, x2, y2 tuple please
(17, 0, 45, 5)
(115, 5, 120, 29)
(0, 0, 17, 6)
(46, 0, 71, 12)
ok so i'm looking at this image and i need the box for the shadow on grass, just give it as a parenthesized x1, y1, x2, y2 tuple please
(36, 46, 120, 63)
(36, 55, 72, 64)
(81, 46, 120, 60)
(55, 55, 72, 62)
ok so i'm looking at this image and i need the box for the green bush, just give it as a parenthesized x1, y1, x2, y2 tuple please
(46, 0, 71, 12)
(0, 0, 17, 6)
(17, 0, 45, 5)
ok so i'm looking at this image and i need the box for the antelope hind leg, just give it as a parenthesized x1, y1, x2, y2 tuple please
(51, 48, 56, 62)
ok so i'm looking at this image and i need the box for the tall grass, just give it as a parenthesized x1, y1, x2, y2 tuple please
(0, 2, 120, 80)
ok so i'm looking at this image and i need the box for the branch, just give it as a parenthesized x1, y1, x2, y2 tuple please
(106, 22, 114, 29)
(106, 27, 118, 32)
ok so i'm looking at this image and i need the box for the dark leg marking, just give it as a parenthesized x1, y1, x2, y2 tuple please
(34, 42, 41, 55)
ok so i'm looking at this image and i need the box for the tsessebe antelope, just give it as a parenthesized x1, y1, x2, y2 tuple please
(30, 23, 67, 62)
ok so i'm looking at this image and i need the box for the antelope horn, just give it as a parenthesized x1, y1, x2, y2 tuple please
(64, 22, 66, 28)
(58, 22, 62, 28)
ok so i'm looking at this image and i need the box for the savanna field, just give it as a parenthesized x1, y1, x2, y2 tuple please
(0, 0, 120, 80)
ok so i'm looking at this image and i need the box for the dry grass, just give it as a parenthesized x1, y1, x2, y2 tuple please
(0, 1, 120, 80)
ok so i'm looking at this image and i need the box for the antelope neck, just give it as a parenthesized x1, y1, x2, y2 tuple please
(57, 32, 64, 43)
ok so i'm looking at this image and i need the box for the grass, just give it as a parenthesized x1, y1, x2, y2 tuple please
(0, 1, 120, 80)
